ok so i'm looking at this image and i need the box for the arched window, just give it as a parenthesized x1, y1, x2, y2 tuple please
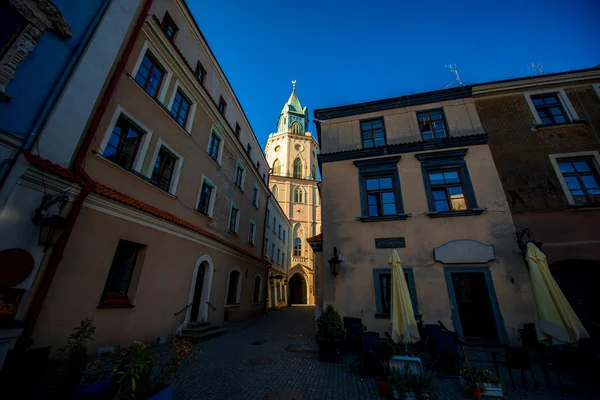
(273, 159, 282, 175)
(293, 158, 302, 178)
(226, 269, 242, 305)
(252, 276, 261, 303)
(294, 237, 302, 256)
(311, 164, 316, 180)
(272, 184, 278, 199)
(294, 186, 305, 203)
(291, 121, 301, 135)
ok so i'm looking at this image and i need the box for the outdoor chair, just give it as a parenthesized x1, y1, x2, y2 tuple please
(359, 331, 380, 376)
(504, 346, 538, 390)
(421, 323, 462, 375)
(345, 322, 363, 356)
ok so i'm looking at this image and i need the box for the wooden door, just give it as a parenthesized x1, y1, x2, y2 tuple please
(190, 264, 205, 321)
(451, 272, 498, 342)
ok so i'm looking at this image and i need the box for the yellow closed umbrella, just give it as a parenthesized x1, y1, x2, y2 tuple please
(526, 242, 589, 345)
(389, 249, 420, 344)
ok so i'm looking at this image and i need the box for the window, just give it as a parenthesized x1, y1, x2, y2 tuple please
(273, 159, 282, 175)
(102, 240, 145, 304)
(229, 204, 239, 233)
(169, 90, 191, 128)
(249, 221, 256, 244)
(252, 186, 259, 207)
(263, 173, 266, 181)
(277, 248, 281, 263)
(283, 230, 286, 243)
(195, 61, 206, 84)
(293, 158, 303, 178)
(103, 116, 144, 170)
(208, 131, 221, 161)
(311, 164, 317, 180)
(134, 52, 165, 99)
(276, 284, 281, 300)
(282, 252, 286, 267)
(218, 96, 227, 115)
(151, 147, 177, 192)
(417, 109, 448, 140)
(365, 176, 397, 216)
(556, 157, 600, 204)
(360, 118, 386, 148)
(161, 12, 178, 41)
(267, 209, 271, 226)
(247, 144, 252, 156)
(416, 149, 480, 217)
(354, 156, 406, 221)
(291, 121, 301, 135)
(294, 237, 302, 256)
(531, 93, 569, 125)
(0, 4, 26, 60)
(271, 243, 275, 259)
(235, 123, 241, 138)
(253, 276, 261, 303)
(235, 164, 244, 189)
(294, 186, 305, 203)
(373, 268, 418, 317)
(272, 184, 278, 200)
(273, 217, 277, 233)
(278, 224, 282, 237)
(197, 179, 215, 216)
(256, 161, 260, 170)
(226, 270, 241, 305)
(265, 238, 269, 255)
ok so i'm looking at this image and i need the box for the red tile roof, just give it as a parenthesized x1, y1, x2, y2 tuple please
(307, 233, 323, 243)
(24, 151, 269, 266)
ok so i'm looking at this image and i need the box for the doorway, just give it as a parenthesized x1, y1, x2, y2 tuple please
(445, 268, 505, 343)
(190, 262, 207, 321)
(289, 274, 307, 304)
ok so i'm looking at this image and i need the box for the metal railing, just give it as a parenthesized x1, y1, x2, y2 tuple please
(271, 172, 319, 181)
(174, 303, 192, 316)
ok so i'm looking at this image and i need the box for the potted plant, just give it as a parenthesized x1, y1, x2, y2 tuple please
(389, 367, 410, 400)
(373, 339, 395, 396)
(409, 371, 436, 400)
(75, 358, 113, 396)
(316, 304, 344, 362)
(57, 318, 96, 380)
(102, 291, 130, 305)
(113, 339, 200, 399)
(459, 367, 503, 398)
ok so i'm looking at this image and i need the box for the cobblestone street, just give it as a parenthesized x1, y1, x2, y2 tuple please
(173, 306, 589, 400)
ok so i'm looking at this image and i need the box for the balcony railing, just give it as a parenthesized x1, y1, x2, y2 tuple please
(292, 256, 308, 263)
(271, 172, 318, 181)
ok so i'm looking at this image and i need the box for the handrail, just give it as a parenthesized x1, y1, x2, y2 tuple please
(206, 301, 216, 311)
(174, 304, 192, 316)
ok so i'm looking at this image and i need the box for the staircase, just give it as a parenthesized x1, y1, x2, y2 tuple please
(177, 321, 228, 342)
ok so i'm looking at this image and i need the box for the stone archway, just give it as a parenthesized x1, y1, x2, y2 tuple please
(185, 255, 214, 324)
(289, 273, 307, 305)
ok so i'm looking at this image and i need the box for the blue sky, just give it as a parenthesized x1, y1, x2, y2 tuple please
(188, 0, 600, 151)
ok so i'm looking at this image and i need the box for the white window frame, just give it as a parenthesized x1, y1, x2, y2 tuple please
(207, 126, 224, 165)
(131, 41, 172, 103)
(228, 202, 240, 234)
(524, 88, 579, 125)
(99, 105, 153, 173)
(235, 161, 246, 190)
(549, 151, 600, 205)
(146, 138, 184, 195)
(166, 79, 197, 134)
(252, 274, 262, 304)
(224, 268, 242, 306)
(248, 220, 256, 244)
(252, 184, 260, 208)
(196, 175, 217, 217)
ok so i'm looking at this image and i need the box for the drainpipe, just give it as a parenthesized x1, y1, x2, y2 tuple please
(18, 0, 154, 347)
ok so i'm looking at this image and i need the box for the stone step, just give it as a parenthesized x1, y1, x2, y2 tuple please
(177, 328, 228, 343)
(187, 320, 210, 328)
(181, 325, 221, 335)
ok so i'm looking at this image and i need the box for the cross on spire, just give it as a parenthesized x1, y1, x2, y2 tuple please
(292, 80, 296, 91)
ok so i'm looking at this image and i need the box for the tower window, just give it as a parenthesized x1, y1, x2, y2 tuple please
(291, 121, 301, 135)
(293, 158, 303, 178)
(273, 159, 282, 175)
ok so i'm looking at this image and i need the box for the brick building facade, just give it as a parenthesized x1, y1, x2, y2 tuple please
(473, 68, 600, 337)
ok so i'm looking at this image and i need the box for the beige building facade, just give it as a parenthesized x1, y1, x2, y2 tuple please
(265, 196, 293, 309)
(313, 87, 534, 344)
(28, 0, 273, 352)
(265, 85, 321, 305)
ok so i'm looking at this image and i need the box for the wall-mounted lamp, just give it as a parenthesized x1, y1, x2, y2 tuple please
(328, 246, 342, 278)
(515, 228, 543, 253)
(32, 193, 69, 249)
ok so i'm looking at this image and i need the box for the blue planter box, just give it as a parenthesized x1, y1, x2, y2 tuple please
(148, 385, 174, 400)
(76, 376, 112, 395)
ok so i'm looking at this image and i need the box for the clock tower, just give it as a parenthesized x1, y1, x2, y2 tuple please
(265, 82, 321, 306)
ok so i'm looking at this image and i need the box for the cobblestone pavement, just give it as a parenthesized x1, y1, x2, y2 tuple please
(173, 306, 592, 400)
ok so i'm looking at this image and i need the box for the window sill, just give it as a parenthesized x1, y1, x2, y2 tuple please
(195, 210, 212, 220)
(356, 213, 412, 222)
(235, 185, 244, 193)
(248, 242, 255, 247)
(206, 153, 222, 168)
(252, 203, 259, 210)
(228, 230, 239, 237)
(224, 303, 240, 308)
(534, 119, 588, 129)
(425, 208, 486, 218)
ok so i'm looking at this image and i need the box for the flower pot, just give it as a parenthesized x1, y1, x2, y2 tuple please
(76, 376, 112, 395)
(471, 388, 481, 400)
(459, 377, 503, 397)
(376, 377, 390, 396)
(318, 339, 340, 362)
(147, 384, 173, 400)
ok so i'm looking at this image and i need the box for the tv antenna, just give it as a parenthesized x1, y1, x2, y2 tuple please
(444, 64, 463, 89)
(528, 63, 544, 75)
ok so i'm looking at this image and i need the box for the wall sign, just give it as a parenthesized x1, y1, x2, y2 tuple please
(375, 237, 406, 249)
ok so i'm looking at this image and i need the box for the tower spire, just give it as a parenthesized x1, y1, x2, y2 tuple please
(292, 80, 296, 92)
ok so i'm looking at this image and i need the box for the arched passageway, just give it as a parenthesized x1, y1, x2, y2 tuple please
(289, 273, 307, 305)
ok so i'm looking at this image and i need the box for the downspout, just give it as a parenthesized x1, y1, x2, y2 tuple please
(0, 0, 109, 189)
(19, 0, 153, 346)
(262, 170, 272, 314)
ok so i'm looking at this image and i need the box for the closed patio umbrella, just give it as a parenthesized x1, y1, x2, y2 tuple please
(526, 242, 589, 345)
(389, 249, 420, 344)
